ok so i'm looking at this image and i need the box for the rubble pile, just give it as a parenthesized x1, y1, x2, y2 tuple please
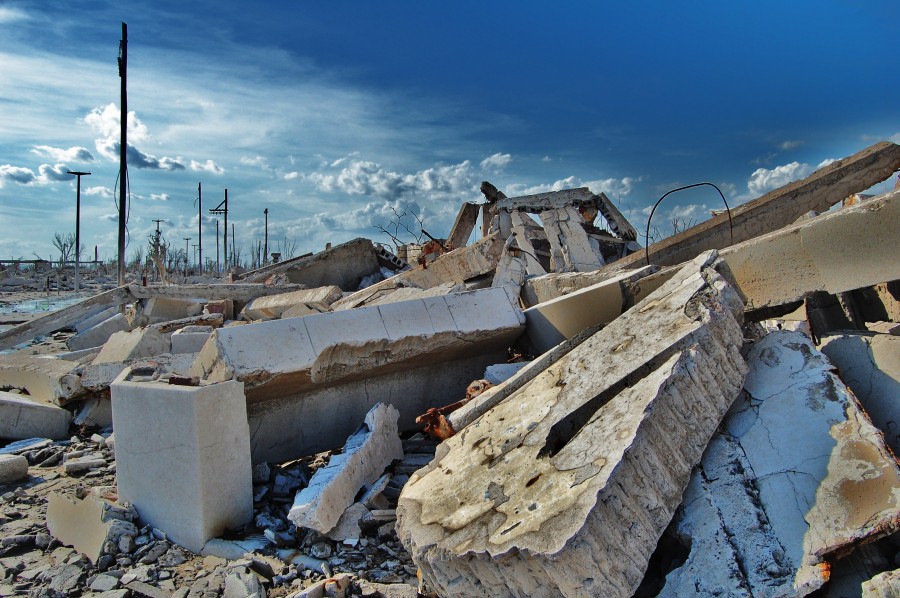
(0, 140, 899, 597)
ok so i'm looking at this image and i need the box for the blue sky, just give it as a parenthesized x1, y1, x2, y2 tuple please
(1, 1, 897, 266)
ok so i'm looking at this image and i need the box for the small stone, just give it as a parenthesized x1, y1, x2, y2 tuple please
(252, 462, 271, 484)
(0, 454, 29, 484)
(309, 541, 333, 559)
(119, 535, 135, 554)
(90, 573, 120, 592)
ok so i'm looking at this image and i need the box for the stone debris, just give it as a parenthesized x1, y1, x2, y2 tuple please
(0, 141, 898, 597)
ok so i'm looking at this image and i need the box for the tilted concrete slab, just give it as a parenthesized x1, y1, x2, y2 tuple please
(237, 237, 381, 291)
(67, 313, 130, 351)
(522, 264, 659, 308)
(288, 403, 403, 533)
(142, 297, 203, 322)
(240, 285, 342, 321)
(396, 252, 747, 597)
(111, 373, 253, 553)
(191, 286, 524, 401)
(446, 202, 480, 249)
(820, 333, 900, 455)
(659, 331, 900, 596)
(0, 390, 71, 440)
(129, 282, 307, 302)
(76, 352, 197, 392)
(0, 354, 84, 405)
(73, 307, 119, 333)
(91, 327, 171, 365)
(148, 312, 223, 334)
(608, 140, 900, 270)
(523, 265, 658, 354)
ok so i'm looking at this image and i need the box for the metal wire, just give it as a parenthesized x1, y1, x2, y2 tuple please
(644, 182, 733, 266)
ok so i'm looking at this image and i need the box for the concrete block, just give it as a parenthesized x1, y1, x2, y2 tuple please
(0, 390, 71, 440)
(46, 493, 138, 563)
(191, 286, 524, 400)
(0, 354, 84, 405)
(288, 403, 403, 533)
(240, 285, 342, 321)
(396, 252, 747, 597)
(863, 569, 900, 597)
(659, 331, 900, 596)
(74, 306, 119, 333)
(143, 297, 203, 321)
(820, 333, 900, 455)
(67, 313, 130, 351)
(171, 326, 213, 354)
(91, 327, 171, 365)
(77, 352, 197, 392)
(111, 373, 253, 553)
(0, 454, 28, 483)
(72, 396, 113, 429)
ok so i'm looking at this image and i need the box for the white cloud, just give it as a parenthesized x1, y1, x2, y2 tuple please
(514, 175, 640, 199)
(190, 159, 224, 174)
(0, 164, 36, 186)
(31, 145, 94, 162)
(307, 159, 474, 201)
(84, 186, 112, 198)
(746, 161, 813, 196)
(0, 6, 29, 24)
(284, 171, 301, 180)
(891, 132, 900, 144)
(480, 153, 512, 171)
(778, 140, 803, 151)
(241, 155, 269, 168)
(150, 193, 170, 201)
(94, 137, 185, 171)
(816, 158, 837, 169)
(84, 104, 150, 142)
(542, 156, 553, 162)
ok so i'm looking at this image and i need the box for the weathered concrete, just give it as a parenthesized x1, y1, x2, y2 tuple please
(660, 331, 900, 596)
(91, 327, 171, 365)
(142, 297, 203, 322)
(67, 313, 131, 351)
(446, 202, 481, 249)
(288, 403, 403, 533)
(331, 282, 462, 311)
(76, 352, 197, 392)
(0, 390, 71, 440)
(72, 396, 113, 429)
(522, 265, 659, 308)
(523, 265, 657, 354)
(240, 285, 342, 321)
(148, 312, 223, 334)
(248, 351, 507, 464)
(609, 140, 900, 270)
(540, 206, 604, 272)
(111, 374, 253, 553)
(191, 286, 524, 401)
(0, 354, 84, 405)
(0, 286, 136, 351)
(73, 307, 120, 333)
(129, 282, 307, 302)
(46, 493, 137, 564)
(862, 569, 900, 597)
(238, 238, 380, 291)
(820, 333, 900, 455)
(396, 252, 747, 597)
(0, 453, 28, 483)
(171, 326, 214, 354)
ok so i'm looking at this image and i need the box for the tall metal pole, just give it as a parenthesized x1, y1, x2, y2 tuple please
(263, 208, 268, 265)
(67, 170, 91, 291)
(117, 22, 128, 287)
(183, 237, 190, 277)
(224, 189, 228, 272)
(231, 223, 236, 268)
(197, 182, 202, 273)
(215, 220, 220, 273)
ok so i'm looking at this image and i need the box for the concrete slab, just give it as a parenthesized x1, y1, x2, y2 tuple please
(73, 307, 119, 333)
(396, 252, 747, 597)
(820, 333, 900, 455)
(288, 403, 403, 533)
(240, 285, 342, 321)
(191, 286, 524, 401)
(111, 374, 253, 553)
(91, 327, 171, 365)
(0, 354, 84, 405)
(76, 352, 197, 392)
(72, 396, 113, 429)
(171, 326, 213, 354)
(0, 454, 28, 483)
(142, 297, 203, 322)
(67, 313, 131, 351)
(0, 390, 71, 440)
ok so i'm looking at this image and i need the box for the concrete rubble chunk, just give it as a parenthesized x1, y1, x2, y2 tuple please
(67, 312, 131, 351)
(522, 263, 659, 308)
(0, 453, 29, 483)
(540, 206, 605, 272)
(862, 569, 900, 597)
(111, 374, 253, 553)
(191, 286, 524, 400)
(396, 251, 747, 597)
(142, 296, 204, 323)
(46, 493, 138, 564)
(76, 352, 197, 392)
(92, 327, 171, 365)
(240, 285, 343, 321)
(659, 331, 900, 597)
(171, 326, 214, 354)
(289, 403, 403, 534)
(446, 202, 480, 249)
(148, 312, 224, 334)
(0, 389, 71, 440)
(820, 333, 900, 455)
(0, 353, 84, 405)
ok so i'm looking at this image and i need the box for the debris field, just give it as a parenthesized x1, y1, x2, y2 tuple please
(1, 140, 899, 597)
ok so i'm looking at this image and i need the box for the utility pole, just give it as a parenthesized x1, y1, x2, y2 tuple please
(215, 219, 220, 274)
(117, 22, 127, 287)
(209, 189, 228, 271)
(66, 170, 91, 291)
(231, 223, 236, 268)
(263, 208, 268, 265)
(151, 219, 164, 281)
(196, 182, 202, 273)
(183, 237, 190, 277)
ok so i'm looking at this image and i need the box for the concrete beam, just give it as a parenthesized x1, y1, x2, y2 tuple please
(240, 285, 343, 321)
(396, 252, 747, 597)
(446, 202, 481, 249)
(495, 187, 595, 212)
(191, 286, 524, 401)
(611, 140, 900, 270)
(128, 283, 307, 302)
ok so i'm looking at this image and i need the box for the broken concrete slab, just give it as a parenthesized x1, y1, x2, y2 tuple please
(862, 569, 900, 597)
(46, 493, 138, 564)
(238, 237, 381, 291)
(0, 354, 84, 405)
(148, 312, 224, 334)
(660, 331, 900, 596)
(73, 306, 120, 333)
(522, 264, 659, 308)
(191, 286, 524, 401)
(0, 390, 71, 440)
(820, 333, 900, 455)
(0, 454, 29, 483)
(240, 285, 342, 321)
(540, 206, 606, 272)
(111, 374, 253, 553)
(72, 396, 113, 429)
(76, 352, 197, 392)
(288, 403, 403, 534)
(396, 251, 747, 597)
(610, 140, 900, 270)
(446, 202, 480, 249)
(171, 326, 214, 354)
(129, 282, 308, 302)
(523, 265, 658, 354)
(92, 327, 171, 365)
(67, 313, 131, 351)
(142, 297, 203, 323)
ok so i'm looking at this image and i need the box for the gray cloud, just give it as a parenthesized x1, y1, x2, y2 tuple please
(0, 164, 36, 185)
(95, 138, 185, 171)
(31, 145, 94, 162)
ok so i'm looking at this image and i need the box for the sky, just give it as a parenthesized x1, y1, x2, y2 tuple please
(1, 1, 898, 268)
